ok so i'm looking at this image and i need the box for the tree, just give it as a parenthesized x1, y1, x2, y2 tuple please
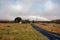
(14, 17, 22, 23)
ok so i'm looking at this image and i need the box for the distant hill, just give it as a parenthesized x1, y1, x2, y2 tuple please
(50, 19, 60, 24)
(0, 20, 15, 23)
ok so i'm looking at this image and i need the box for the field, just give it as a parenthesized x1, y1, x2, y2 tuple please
(0, 23, 48, 40)
(35, 23, 60, 34)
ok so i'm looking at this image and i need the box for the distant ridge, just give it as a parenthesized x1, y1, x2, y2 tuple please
(0, 20, 15, 23)
(50, 19, 60, 24)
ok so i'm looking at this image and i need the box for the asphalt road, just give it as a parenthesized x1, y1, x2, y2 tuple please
(31, 24, 60, 40)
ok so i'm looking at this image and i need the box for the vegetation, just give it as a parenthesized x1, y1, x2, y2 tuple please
(23, 19, 30, 23)
(14, 17, 22, 23)
(43, 23, 60, 27)
(35, 23, 60, 34)
(0, 23, 49, 40)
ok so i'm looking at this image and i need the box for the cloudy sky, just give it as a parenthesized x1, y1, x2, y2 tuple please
(0, 0, 60, 21)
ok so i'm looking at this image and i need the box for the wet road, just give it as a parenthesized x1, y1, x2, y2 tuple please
(31, 24, 60, 40)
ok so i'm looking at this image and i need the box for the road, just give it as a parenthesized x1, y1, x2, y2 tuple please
(31, 24, 60, 40)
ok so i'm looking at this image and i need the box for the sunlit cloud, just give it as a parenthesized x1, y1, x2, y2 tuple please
(29, 16, 49, 21)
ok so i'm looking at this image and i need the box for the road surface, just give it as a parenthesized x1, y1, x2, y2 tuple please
(31, 24, 60, 40)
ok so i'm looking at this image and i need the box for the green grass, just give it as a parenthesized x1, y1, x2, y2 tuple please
(0, 23, 49, 40)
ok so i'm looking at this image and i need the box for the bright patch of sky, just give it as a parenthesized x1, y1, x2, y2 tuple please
(29, 3, 44, 12)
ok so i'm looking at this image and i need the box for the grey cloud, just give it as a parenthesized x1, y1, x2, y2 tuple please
(0, 0, 60, 21)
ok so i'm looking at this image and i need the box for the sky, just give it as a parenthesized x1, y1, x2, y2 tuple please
(0, 0, 60, 21)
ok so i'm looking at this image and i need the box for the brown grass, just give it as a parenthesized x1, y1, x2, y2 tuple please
(0, 23, 49, 40)
(35, 23, 60, 33)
